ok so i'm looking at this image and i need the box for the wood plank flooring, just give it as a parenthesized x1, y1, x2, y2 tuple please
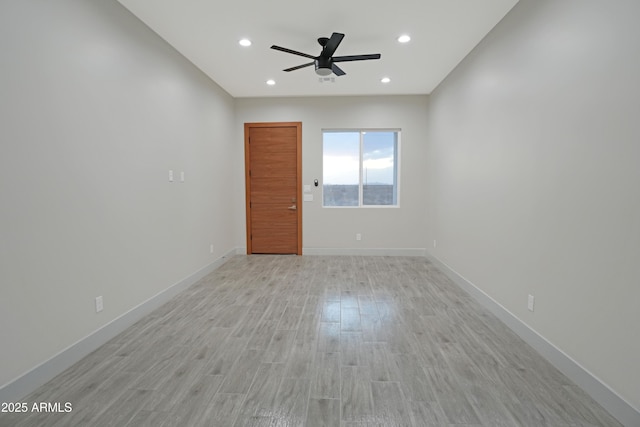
(1, 255, 622, 426)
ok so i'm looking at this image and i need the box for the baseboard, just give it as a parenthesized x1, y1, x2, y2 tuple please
(303, 247, 427, 256)
(426, 253, 640, 427)
(238, 246, 426, 257)
(0, 248, 237, 403)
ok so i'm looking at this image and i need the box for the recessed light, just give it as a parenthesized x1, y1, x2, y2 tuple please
(381, 77, 391, 83)
(266, 79, 276, 86)
(397, 35, 411, 43)
(239, 38, 252, 47)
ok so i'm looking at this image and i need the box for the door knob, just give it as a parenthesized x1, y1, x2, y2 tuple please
(288, 205, 297, 210)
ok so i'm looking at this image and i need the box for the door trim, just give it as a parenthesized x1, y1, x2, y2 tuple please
(244, 122, 302, 255)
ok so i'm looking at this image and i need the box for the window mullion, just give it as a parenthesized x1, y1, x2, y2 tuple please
(359, 131, 364, 207)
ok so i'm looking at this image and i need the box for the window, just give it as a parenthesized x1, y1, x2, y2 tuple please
(323, 130, 399, 207)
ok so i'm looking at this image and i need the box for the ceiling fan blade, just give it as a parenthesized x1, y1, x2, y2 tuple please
(283, 62, 314, 72)
(271, 45, 316, 59)
(333, 54, 381, 62)
(322, 32, 345, 58)
(331, 64, 346, 76)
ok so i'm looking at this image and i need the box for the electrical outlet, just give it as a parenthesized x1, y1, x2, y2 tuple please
(168, 170, 174, 182)
(527, 294, 535, 312)
(356, 233, 362, 241)
(180, 171, 185, 182)
(95, 296, 103, 313)
(210, 244, 214, 254)
(433, 240, 437, 248)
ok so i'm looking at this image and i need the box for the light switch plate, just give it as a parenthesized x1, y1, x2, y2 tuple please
(304, 185, 311, 193)
(304, 194, 313, 202)
(527, 294, 535, 312)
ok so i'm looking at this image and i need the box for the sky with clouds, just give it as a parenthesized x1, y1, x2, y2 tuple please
(323, 131, 397, 185)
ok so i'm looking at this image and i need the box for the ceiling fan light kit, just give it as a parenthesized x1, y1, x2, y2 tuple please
(315, 56, 333, 76)
(271, 32, 381, 77)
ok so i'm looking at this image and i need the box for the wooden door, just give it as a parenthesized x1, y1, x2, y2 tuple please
(245, 122, 302, 255)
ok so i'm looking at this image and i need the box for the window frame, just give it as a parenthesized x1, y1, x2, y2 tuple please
(322, 128, 401, 208)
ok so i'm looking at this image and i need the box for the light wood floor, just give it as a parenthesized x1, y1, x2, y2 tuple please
(2, 255, 622, 426)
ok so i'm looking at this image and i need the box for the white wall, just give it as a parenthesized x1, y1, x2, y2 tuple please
(235, 96, 429, 254)
(0, 0, 238, 389)
(426, 0, 640, 412)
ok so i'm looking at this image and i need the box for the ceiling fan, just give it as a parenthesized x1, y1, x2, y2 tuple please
(271, 32, 381, 77)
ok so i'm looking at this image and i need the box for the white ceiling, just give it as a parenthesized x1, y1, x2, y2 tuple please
(117, 0, 519, 98)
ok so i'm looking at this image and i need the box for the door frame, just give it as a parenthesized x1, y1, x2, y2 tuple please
(244, 122, 302, 255)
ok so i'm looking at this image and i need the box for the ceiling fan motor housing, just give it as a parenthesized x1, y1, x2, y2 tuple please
(315, 57, 332, 76)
